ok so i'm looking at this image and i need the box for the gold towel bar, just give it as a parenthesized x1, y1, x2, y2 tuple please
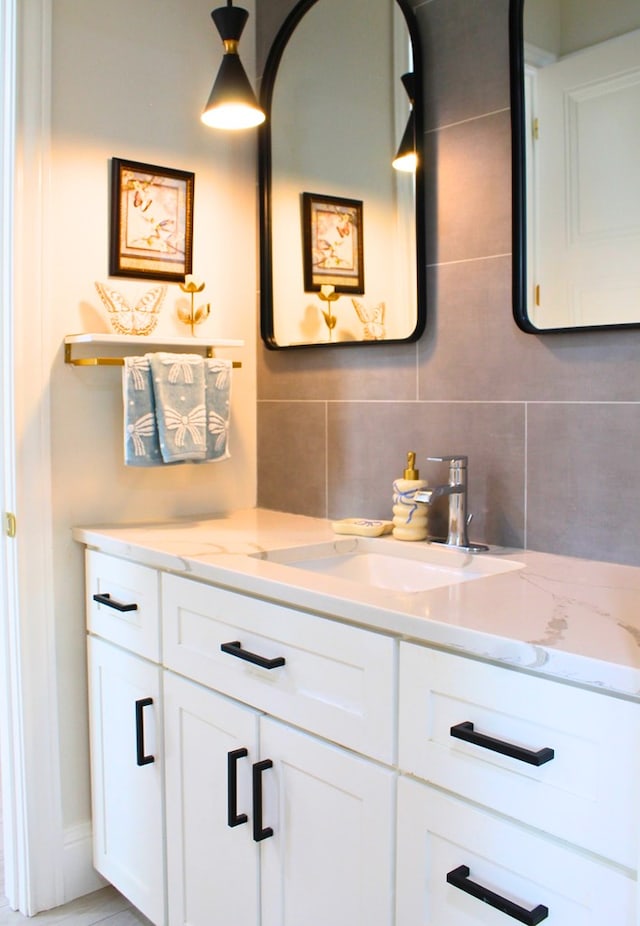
(64, 343, 241, 368)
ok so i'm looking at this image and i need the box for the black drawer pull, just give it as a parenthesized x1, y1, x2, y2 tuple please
(93, 592, 138, 613)
(221, 640, 285, 670)
(252, 759, 274, 842)
(447, 865, 549, 924)
(135, 697, 154, 766)
(450, 721, 554, 766)
(227, 748, 248, 828)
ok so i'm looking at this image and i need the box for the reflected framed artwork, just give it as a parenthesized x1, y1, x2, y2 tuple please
(301, 192, 364, 293)
(109, 157, 194, 282)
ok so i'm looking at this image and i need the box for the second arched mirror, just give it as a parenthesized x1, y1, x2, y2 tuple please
(259, 0, 425, 348)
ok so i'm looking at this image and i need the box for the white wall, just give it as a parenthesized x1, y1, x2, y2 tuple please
(18, 0, 258, 888)
(524, 0, 640, 55)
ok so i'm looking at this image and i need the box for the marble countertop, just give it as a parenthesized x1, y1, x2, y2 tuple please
(73, 508, 640, 700)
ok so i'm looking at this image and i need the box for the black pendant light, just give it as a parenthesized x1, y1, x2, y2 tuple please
(392, 73, 417, 172)
(201, 0, 265, 130)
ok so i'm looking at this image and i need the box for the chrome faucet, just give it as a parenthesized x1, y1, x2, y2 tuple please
(414, 455, 489, 552)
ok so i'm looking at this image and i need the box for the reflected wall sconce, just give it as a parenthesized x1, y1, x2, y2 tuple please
(201, 0, 265, 130)
(392, 73, 417, 173)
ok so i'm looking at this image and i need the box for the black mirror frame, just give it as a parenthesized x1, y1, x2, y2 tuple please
(258, 0, 426, 350)
(509, 0, 640, 334)
(509, 0, 532, 333)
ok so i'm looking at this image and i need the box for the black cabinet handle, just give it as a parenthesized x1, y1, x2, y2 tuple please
(447, 865, 549, 924)
(450, 721, 554, 766)
(93, 592, 138, 613)
(135, 697, 154, 766)
(227, 748, 248, 828)
(252, 759, 274, 842)
(221, 640, 285, 670)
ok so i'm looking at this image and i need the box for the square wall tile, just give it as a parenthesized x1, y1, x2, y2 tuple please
(527, 403, 640, 565)
(327, 400, 525, 547)
(419, 257, 640, 403)
(258, 342, 419, 402)
(429, 109, 512, 265)
(417, 0, 511, 131)
(257, 401, 327, 517)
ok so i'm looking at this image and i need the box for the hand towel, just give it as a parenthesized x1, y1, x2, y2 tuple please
(148, 353, 207, 463)
(122, 357, 163, 466)
(203, 358, 232, 462)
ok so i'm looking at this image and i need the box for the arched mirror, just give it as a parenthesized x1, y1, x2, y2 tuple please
(259, 0, 425, 348)
(511, 0, 640, 332)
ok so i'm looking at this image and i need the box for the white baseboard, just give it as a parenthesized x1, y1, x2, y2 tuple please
(62, 821, 107, 904)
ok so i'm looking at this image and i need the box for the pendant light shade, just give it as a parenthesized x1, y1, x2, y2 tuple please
(392, 72, 417, 172)
(201, 1, 265, 130)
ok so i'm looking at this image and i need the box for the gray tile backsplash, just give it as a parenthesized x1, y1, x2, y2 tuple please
(256, 0, 640, 566)
(257, 401, 327, 516)
(527, 404, 640, 565)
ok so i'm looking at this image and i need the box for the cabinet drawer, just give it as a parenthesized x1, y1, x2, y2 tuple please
(86, 551, 160, 660)
(397, 778, 636, 925)
(398, 643, 640, 868)
(162, 573, 396, 763)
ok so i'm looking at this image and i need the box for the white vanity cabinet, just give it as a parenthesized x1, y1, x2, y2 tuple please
(83, 541, 640, 926)
(397, 643, 640, 924)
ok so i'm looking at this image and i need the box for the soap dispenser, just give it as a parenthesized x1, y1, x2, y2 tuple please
(392, 451, 429, 541)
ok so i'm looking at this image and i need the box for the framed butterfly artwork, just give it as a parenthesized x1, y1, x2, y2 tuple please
(301, 192, 364, 294)
(110, 158, 194, 282)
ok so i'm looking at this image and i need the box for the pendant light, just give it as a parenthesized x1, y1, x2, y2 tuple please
(201, 1, 265, 130)
(392, 73, 417, 172)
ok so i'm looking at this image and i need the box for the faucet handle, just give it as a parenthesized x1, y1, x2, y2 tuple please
(428, 455, 468, 466)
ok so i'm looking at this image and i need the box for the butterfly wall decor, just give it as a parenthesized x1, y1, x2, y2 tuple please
(95, 281, 166, 335)
(351, 298, 386, 340)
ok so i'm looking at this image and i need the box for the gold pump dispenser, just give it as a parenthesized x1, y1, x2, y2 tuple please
(392, 450, 428, 541)
(403, 451, 419, 480)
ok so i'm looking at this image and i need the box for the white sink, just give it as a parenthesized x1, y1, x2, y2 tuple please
(252, 537, 524, 594)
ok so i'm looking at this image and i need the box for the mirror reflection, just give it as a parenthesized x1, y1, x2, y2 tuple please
(259, 0, 425, 348)
(511, 0, 640, 331)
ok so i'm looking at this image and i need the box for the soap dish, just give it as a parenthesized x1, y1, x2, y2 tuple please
(331, 518, 393, 537)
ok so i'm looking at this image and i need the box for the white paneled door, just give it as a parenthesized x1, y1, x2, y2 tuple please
(533, 30, 640, 327)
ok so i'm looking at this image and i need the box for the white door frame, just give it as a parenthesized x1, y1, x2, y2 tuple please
(1, 0, 65, 914)
(0, 0, 22, 910)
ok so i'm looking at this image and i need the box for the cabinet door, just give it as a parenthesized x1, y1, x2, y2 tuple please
(396, 776, 636, 925)
(259, 718, 395, 926)
(164, 672, 260, 926)
(87, 637, 165, 926)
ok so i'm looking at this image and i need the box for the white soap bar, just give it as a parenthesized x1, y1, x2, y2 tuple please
(331, 518, 393, 537)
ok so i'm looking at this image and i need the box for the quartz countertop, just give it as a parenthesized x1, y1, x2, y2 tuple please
(73, 508, 640, 700)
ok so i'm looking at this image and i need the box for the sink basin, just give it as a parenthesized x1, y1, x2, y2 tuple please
(252, 537, 524, 594)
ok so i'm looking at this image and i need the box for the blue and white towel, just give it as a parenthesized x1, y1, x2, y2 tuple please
(148, 353, 207, 462)
(204, 358, 232, 462)
(123, 353, 232, 466)
(123, 356, 163, 466)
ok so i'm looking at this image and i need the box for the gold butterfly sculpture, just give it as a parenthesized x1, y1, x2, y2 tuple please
(95, 281, 166, 336)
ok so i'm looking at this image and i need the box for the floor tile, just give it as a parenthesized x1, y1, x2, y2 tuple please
(0, 888, 137, 926)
